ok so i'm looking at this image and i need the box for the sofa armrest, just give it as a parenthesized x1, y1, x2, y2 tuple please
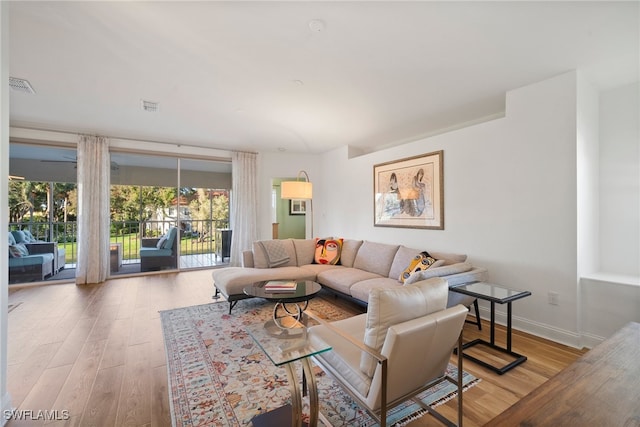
(242, 250, 254, 268)
(25, 242, 57, 254)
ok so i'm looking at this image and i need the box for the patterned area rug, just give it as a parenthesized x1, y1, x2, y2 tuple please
(160, 296, 479, 426)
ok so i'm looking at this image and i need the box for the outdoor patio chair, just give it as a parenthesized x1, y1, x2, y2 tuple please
(140, 226, 178, 271)
(11, 229, 66, 273)
(307, 277, 468, 427)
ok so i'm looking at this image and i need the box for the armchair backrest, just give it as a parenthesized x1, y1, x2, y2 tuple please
(366, 303, 468, 410)
(360, 277, 449, 376)
(165, 227, 178, 254)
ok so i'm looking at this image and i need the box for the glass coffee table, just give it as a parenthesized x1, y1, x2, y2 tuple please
(450, 281, 531, 375)
(244, 280, 323, 337)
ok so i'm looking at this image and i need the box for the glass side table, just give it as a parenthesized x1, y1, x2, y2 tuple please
(450, 281, 531, 375)
(246, 317, 331, 427)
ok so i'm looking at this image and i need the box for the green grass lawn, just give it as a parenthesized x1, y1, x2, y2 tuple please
(59, 233, 215, 263)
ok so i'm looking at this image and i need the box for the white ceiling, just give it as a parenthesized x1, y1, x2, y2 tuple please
(8, 1, 639, 155)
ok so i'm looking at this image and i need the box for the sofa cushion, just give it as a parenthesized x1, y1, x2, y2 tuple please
(11, 230, 27, 244)
(317, 268, 382, 296)
(22, 230, 38, 243)
(9, 252, 54, 267)
(314, 237, 343, 265)
(256, 240, 291, 267)
(353, 241, 400, 277)
(360, 277, 448, 377)
(212, 266, 316, 298)
(349, 277, 401, 303)
(292, 239, 315, 266)
(340, 239, 363, 268)
(389, 246, 421, 280)
(299, 263, 343, 276)
(253, 239, 297, 268)
(403, 262, 474, 285)
(399, 251, 437, 283)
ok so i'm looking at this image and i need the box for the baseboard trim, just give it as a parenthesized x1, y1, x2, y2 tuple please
(477, 306, 585, 349)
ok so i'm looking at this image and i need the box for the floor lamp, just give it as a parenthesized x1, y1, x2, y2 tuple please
(281, 170, 313, 238)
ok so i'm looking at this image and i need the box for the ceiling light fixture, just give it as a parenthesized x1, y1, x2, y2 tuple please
(308, 19, 326, 33)
(141, 99, 160, 113)
(9, 77, 35, 94)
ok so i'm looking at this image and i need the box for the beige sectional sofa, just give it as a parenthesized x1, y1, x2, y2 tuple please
(211, 238, 487, 313)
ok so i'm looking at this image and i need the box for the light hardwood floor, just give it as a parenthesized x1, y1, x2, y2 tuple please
(6, 270, 586, 426)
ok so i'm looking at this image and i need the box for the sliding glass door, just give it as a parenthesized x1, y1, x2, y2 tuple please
(9, 142, 231, 284)
(108, 153, 231, 276)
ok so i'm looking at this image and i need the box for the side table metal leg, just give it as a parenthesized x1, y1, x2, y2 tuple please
(302, 359, 320, 427)
(507, 302, 513, 351)
(490, 301, 496, 345)
(283, 363, 303, 427)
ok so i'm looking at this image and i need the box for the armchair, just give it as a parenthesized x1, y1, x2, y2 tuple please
(139, 227, 178, 272)
(307, 277, 467, 427)
(8, 232, 55, 283)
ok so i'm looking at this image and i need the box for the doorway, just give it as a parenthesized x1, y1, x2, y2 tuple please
(272, 178, 305, 239)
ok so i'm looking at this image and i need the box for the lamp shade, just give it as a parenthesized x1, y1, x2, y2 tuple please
(281, 180, 313, 199)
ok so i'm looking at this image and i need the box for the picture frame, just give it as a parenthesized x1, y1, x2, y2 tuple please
(373, 150, 444, 229)
(289, 199, 306, 215)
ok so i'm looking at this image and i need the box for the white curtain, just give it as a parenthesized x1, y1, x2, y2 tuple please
(230, 152, 258, 267)
(76, 135, 110, 284)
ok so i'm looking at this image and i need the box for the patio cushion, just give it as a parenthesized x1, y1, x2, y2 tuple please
(11, 230, 27, 244)
(163, 227, 178, 249)
(140, 247, 173, 257)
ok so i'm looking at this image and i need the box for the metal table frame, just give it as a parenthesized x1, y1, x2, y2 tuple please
(451, 281, 531, 375)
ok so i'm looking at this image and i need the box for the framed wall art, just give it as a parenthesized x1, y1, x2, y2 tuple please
(373, 150, 444, 229)
(289, 199, 306, 215)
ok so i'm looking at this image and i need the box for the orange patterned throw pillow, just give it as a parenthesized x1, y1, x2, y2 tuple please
(314, 237, 344, 265)
(400, 251, 437, 283)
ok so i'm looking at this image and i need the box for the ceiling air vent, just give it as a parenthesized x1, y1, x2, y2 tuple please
(9, 77, 35, 94)
(141, 100, 159, 113)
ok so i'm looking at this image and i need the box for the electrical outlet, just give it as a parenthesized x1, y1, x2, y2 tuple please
(548, 291, 559, 305)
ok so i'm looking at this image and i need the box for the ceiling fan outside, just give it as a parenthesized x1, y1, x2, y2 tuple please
(40, 156, 120, 170)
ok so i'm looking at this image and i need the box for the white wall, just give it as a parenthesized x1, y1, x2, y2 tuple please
(312, 72, 582, 345)
(599, 82, 639, 276)
(256, 71, 639, 348)
(578, 81, 640, 348)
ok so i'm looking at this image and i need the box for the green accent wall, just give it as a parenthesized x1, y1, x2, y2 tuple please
(273, 178, 305, 239)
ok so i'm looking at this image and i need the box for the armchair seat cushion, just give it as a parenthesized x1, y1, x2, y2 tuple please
(9, 253, 54, 267)
(308, 314, 372, 397)
(140, 247, 173, 257)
